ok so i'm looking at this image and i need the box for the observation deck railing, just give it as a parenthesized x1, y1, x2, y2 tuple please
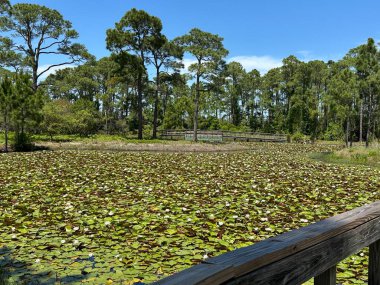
(153, 201, 380, 285)
(160, 130, 287, 143)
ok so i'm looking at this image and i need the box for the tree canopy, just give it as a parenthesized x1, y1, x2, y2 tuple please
(0, 3, 92, 90)
(106, 8, 163, 139)
(0, 4, 379, 146)
(175, 28, 228, 141)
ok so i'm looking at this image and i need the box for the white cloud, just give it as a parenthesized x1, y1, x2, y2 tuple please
(228, 55, 282, 74)
(37, 64, 76, 81)
(182, 58, 197, 72)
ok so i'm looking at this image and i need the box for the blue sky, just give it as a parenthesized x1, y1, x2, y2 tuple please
(10, 0, 380, 76)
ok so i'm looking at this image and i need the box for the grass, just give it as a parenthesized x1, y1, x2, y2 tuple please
(2, 132, 175, 151)
(311, 144, 380, 168)
(31, 133, 254, 153)
(31, 133, 169, 144)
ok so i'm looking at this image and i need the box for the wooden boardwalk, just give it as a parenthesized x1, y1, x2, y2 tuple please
(160, 130, 287, 143)
(152, 201, 380, 285)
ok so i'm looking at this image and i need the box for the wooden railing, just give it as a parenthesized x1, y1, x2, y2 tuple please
(152, 201, 380, 285)
(160, 130, 287, 143)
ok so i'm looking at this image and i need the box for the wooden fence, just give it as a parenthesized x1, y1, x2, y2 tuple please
(152, 201, 380, 285)
(160, 130, 287, 143)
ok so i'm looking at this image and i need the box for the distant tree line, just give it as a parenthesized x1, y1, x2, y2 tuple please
(0, 2, 379, 149)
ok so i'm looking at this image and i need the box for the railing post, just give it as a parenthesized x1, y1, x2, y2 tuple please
(369, 240, 380, 285)
(314, 265, 336, 285)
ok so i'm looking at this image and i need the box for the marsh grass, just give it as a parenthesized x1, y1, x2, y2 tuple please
(311, 144, 380, 168)
(31, 133, 167, 143)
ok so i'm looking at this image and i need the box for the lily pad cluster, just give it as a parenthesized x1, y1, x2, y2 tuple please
(0, 143, 379, 284)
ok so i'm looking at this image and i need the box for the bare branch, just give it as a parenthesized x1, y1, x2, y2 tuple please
(39, 51, 71, 55)
(36, 60, 77, 79)
(39, 40, 65, 51)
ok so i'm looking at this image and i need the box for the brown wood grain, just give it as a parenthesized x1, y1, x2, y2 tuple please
(314, 266, 336, 285)
(151, 263, 234, 285)
(369, 239, 380, 285)
(221, 215, 380, 285)
(153, 201, 380, 285)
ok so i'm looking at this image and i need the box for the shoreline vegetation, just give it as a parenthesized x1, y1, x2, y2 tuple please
(310, 143, 380, 168)
(1, 5, 379, 151)
(3, 132, 380, 168)
(0, 133, 340, 153)
(0, 133, 254, 153)
(36, 140, 251, 153)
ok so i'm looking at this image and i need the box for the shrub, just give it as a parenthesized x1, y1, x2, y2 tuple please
(322, 123, 343, 141)
(12, 132, 33, 152)
(292, 131, 309, 143)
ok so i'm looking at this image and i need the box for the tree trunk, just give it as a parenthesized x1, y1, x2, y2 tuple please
(137, 72, 143, 140)
(359, 101, 363, 143)
(124, 87, 130, 119)
(345, 118, 350, 148)
(366, 91, 373, 148)
(105, 109, 109, 135)
(32, 62, 38, 92)
(193, 74, 200, 142)
(152, 70, 160, 139)
(366, 115, 370, 148)
(366, 117, 371, 148)
(162, 90, 168, 118)
(4, 113, 8, 152)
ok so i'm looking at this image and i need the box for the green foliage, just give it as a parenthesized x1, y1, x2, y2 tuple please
(323, 122, 344, 141)
(344, 38, 380, 145)
(41, 99, 74, 137)
(32, 133, 167, 144)
(0, 2, 92, 90)
(148, 35, 183, 138)
(106, 8, 162, 55)
(313, 146, 380, 168)
(71, 99, 101, 136)
(41, 99, 100, 138)
(106, 8, 164, 139)
(162, 95, 192, 130)
(0, 75, 13, 151)
(12, 73, 43, 131)
(291, 131, 310, 143)
(1, 5, 375, 144)
(226, 62, 245, 126)
(174, 28, 228, 141)
(11, 131, 32, 152)
(0, 72, 42, 151)
(175, 28, 228, 75)
(198, 116, 220, 130)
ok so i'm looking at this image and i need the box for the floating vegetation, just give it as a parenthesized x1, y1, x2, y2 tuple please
(0, 143, 379, 284)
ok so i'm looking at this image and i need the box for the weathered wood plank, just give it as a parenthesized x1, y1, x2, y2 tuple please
(314, 265, 336, 285)
(151, 263, 234, 285)
(154, 201, 380, 285)
(160, 129, 287, 142)
(206, 201, 380, 277)
(221, 215, 380, 285)
(369, 239, 380, 285)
